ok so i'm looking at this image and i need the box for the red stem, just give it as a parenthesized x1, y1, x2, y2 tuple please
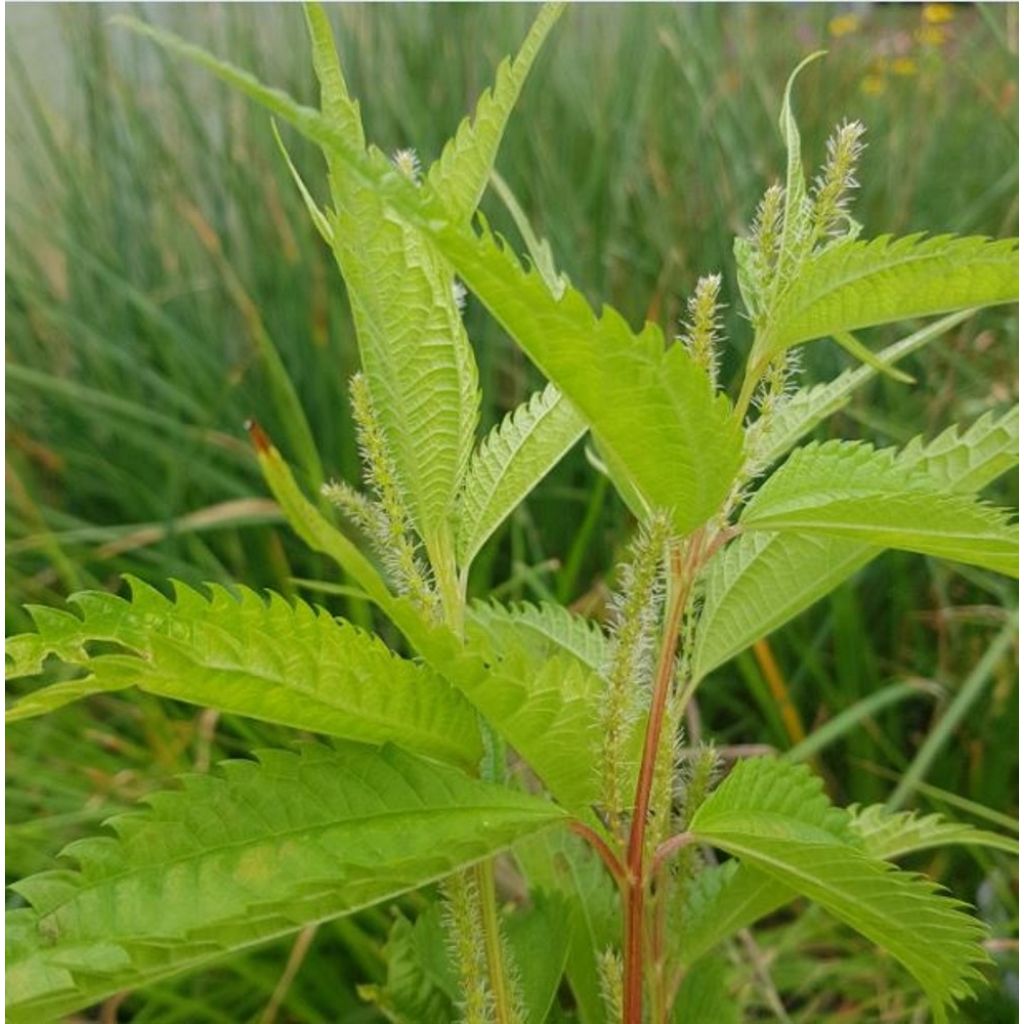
(569, 820, 629, 889)
(622, 541, 695, 1023)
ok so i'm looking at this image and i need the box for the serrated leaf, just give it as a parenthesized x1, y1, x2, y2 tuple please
(305, 4, 480, 547)
(741, 439, 1018, 576)
(453, 649, 610, 819)
(754, 232, 1018, 367)
(427, 3, 565, 223)
(895, 406, 1019, 495)
(419, 221, 745, 535)
(849, 804, 1019, 860)
(120, 15, 745, 535)
(6, 579, 482, 769)
(467, 599, 608, 673)
(679, 759, 851, 966)
(750, 310, 976, 468)
(691, 757, 854, 841)
(689, 758, 988, 1021)
(456, 383, 586, 568)
(696, 409, 1020, 677)
(6, 742, 566, 1022)
(360, 905, 455, 1024)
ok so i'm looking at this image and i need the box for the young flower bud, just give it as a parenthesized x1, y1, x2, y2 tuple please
(392, 147, 422, 184)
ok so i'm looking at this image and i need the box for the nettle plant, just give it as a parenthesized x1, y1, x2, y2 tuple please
(6, 7, 1019, 1023)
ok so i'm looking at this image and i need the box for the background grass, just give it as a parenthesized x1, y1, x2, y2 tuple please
(5, 3, 1018, 1021)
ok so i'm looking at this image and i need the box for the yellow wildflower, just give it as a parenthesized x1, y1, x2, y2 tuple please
(828, 13, 860, 37)
(923, 3, 955, 24)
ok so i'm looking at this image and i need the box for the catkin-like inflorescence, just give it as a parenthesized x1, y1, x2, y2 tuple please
(600, 512, 671, 836)
(680, 274, 724, 389)
(322, 479, 389, 548)
(752, 347, 802, 421)
(750, 182, 785, 301)
(347, 373, 440, 618)
(597, 949, 624, 1024)
(811, 120, 866, 242)
(442, 872, 495, 1024)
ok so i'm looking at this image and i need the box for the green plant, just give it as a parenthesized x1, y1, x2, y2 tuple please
(6, 6, 1018, 1022)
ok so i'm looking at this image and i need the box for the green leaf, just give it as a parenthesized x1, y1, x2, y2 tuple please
(679, 758, 851, 966)
(456, 383, 586, 569)
(467, 598, 609, 673)
(359, 905, 456, 1024)
(679, 859, 789, 968)
(832, 329, 915, 384)
(849, 804, 1019, 860)
(696, 409, 1019, 677)
(514, 829, 620, 1024)
(775, 52, 823, 274)
(895, 405, 1019, 494)
(6, 579, 483, 769)
(506, 892, 573, 1024)
(303, 5, 480, 548)
(420, 222, 745, 535)
(754, 233, 1018, 366)
(453, 650, 611, 819)
(672, 956, 739, 1024)
(693, 531, 874, 681)
(689, 759, 988, 1021)
(427, 3, 565, 223)
(120, 14, 745, 535)
(272, 119, 333, 245)
(6, 742, 566, 1022)
(750, 310, 976, 468)
(741, 439, 1018, 576)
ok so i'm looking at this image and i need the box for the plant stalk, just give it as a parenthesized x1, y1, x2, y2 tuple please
(622, 541, 693, 1023)
(476, 859, 518, 1024)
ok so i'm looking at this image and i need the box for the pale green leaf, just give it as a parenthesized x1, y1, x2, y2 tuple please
(271, 119, 333, 245)
(120, 15, 745, 535)
(895, 406, 1019, 494)
(6, 579, 482, 769)
(6, 742, 565, 1022)
(696, 408, 1019, 677)
(849, 804, 1019, 860)
(427, 3, 565, 223)
(750, 310, 976, 467)
(775, 52, 823, 273)
(452, 650, 610, 819)
(690, 759, 988, 1020)
(679, 758, 851, 966)
(303, 4, 480, 546)
(741, 439, 1018, 576)
(755, 232, 1018, 365)
(419, 222, 745, 535)
(832, 329, 915, 383)
(467, 598, 608, 673)
(456, 383, 586, 569)
(489, 169, 567, 298)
